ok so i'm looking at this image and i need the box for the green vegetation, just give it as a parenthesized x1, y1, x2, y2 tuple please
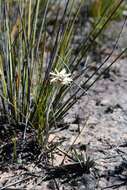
(0, 0, 125, 149)
(91, 0, 124, 19)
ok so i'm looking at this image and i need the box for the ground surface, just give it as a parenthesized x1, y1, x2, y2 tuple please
(61, 20, 127, 189)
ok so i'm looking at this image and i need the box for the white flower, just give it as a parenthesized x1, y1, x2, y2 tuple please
(50, 68, 72, 85)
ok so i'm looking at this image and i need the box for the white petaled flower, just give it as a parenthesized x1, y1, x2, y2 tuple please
(50, 68, 72, 85)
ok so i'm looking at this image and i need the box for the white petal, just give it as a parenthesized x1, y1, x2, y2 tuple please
(50, 78, 57, 83)
(50, 73, 57, 77)
(65, 73, 71, 77)
(60, 68, 66, 75)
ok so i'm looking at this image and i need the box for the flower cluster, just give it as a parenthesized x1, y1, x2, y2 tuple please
(50, 68, 72, 85)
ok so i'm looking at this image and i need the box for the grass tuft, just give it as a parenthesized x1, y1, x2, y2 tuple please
(0, 0, 125, 148)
